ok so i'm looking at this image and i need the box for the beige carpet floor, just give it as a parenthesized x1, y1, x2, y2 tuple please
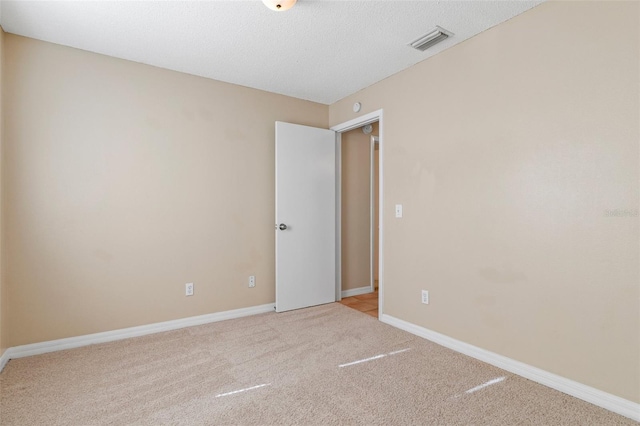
(0, 303, 635, 425)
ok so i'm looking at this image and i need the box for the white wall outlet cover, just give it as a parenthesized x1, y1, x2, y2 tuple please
(185, 283, 194, 296)
(395, 204, 403, 218)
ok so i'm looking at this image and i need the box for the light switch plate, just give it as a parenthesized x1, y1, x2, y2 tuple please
(395, 204, 403, 218)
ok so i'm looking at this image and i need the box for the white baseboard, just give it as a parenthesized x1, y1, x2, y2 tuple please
(341, 286, 373, 298)
(1, 303, 275, 370)
(0, 349, 10, 372)
(381, 314, 639, 422)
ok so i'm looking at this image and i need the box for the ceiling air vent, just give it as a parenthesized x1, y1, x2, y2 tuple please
(409, 26, 452, 51)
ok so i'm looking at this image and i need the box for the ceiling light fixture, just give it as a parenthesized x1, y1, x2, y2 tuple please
(262, 0, 297, 12)
(409, 26, 452, 51)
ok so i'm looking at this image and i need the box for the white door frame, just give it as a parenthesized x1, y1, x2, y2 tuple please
(331, 109, 384, 317)
(370, 135, 379, 294)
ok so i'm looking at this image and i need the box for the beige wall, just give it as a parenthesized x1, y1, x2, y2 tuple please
(330, 1, 639, 403)
(341, 127, 372, 291)
(3, 34, 327, 347)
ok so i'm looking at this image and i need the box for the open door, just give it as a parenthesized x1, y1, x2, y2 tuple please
(275, 122, 336, 312)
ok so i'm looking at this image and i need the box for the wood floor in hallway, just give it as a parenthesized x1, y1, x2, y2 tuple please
(339, 290, 378, 318)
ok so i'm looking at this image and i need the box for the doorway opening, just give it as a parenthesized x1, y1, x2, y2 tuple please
(331, 110, 384, 317)
(337, 124, 379, 316)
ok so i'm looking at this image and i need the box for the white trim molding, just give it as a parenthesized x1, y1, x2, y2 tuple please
(0, 303, 275, 371)
(0, 349, 10, 372)
(341, 286, 374, 298)
(381, 314, 640, 422)
(330, 109, 381, 133)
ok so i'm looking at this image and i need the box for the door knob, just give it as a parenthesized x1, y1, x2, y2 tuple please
(278, 223, 288, 230)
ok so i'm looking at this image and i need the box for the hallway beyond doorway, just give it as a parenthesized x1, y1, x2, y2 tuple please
(339, 290, 378, 318)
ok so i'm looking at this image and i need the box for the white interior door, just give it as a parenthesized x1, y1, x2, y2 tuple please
(275, 121, 336, 312)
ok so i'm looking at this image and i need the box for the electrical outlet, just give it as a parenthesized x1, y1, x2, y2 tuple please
(185, 283, 194, 296)
(421, 290, 429, 304)
(249, 276, 256, 288)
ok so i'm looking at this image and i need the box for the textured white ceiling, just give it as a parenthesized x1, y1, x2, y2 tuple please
(0, 0, 544, 104)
